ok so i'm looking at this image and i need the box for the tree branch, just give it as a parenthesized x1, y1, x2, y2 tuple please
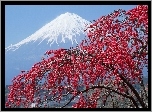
(61, 85, 139, 108)
(119, 74, 147, 108)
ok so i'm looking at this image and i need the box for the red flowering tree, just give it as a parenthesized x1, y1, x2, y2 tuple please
(5, 5, 148, 108)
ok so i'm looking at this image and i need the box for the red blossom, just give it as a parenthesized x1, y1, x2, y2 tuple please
(6, 5, 148, 108)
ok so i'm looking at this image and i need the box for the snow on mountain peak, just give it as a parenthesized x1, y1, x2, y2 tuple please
(6, 12, 91, 52)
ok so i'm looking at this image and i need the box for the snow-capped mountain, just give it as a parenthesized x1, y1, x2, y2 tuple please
(5, 12, 91, 85)
(6, 12, 90, 52)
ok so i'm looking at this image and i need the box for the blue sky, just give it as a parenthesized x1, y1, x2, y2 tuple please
(5, 5, 137, 47)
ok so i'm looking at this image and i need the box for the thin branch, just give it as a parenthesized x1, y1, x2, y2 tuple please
(61, 85, 139, 108)
(119, 74, 147, 108)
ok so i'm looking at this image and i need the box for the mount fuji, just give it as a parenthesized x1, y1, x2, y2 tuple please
(5, 12, 91, 85)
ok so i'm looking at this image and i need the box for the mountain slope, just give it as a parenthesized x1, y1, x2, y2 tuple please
(5, 12, 90, 85)
(6, 12, 90, 52)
